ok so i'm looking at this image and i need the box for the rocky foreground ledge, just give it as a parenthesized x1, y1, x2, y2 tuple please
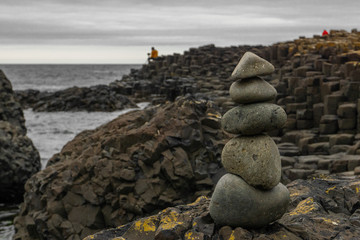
(85, 176, 360, 240)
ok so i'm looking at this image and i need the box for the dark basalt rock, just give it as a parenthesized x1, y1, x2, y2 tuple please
(0, 70, 41, 203)
(84, 175, 360, 240)
(13, 97, 230, 240)
(15, 85, 137, 112)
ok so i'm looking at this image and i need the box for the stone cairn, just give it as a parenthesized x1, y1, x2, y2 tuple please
(209, 52, 290, 228)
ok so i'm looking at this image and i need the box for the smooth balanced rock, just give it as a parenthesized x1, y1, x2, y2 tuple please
(230, 52, 275, 80)
(221, 103, 287, 135)
(209, 173, 290, 228)
(222, 134, 281, 189)
(229, 77, 277, 104)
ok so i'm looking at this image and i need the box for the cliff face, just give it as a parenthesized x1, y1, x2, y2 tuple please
(14, 97, 229, 240)
(0, 70, 41, 203)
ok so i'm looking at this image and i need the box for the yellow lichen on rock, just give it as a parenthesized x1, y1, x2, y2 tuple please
(188, 196, 208, 206)
(207, 112, 221, 118)
(184, 230, 205, 240)
(321, 218, 339, 226)
(348, 181, 360, 194)
(83, 235, 95, 240)
(133, 216, 157, 232)
(228, 231, 236, 240)
(184, 231, 194, 240)
(325, 186, 336, 194)
(289, 197, 319, 216)
(290, 192, 300, 197)
(158, 210, 184, 230)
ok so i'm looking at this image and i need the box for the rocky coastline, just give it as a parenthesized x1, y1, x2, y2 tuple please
(15, 85, 137, 112)
(3, 29, 360, 239)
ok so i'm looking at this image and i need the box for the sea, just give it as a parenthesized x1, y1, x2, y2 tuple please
(0, 64, 143, 239)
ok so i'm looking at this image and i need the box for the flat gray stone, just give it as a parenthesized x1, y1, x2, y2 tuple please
(229, 77, 277, 104)
(222, 134, 281, 189)
(209, 173, 290, 228)
(230, 52, 275, 80)
(221, 103, 287, 135)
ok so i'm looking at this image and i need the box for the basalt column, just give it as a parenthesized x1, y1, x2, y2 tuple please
(209, 52, 290, 228)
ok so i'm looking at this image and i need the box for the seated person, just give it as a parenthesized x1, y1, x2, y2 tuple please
(148, 47, 158, 61)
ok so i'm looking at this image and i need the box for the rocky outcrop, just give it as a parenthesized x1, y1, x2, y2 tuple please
(85, 175, 360, 240)
(0, 70, 41, 203)
(114, 45, 270, 109)
(15, 45, 268, 112)
(13, 97, 229, 240)
(120, 29, 360, 156)
(15, 84, 137, 112)
(271, 29, 360, 155)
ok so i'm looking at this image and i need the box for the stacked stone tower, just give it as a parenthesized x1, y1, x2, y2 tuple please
(209, 52, 290, 228)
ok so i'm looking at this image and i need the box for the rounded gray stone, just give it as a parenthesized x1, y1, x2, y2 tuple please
(221, 103, 287, 135)
(209, 173, 290, 228)
(230, 52, 275, 80)
(221, 134, 281, 189)
(229, 77, 277, 104)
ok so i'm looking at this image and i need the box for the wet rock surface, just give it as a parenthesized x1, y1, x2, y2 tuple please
(13, 97, 229, 240)
(15, 85, 137, 112)
(0, 70, 40, 203)
(84, 176, 360, 240)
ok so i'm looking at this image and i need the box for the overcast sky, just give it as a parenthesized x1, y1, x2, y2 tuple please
(0, 0, 359, 63)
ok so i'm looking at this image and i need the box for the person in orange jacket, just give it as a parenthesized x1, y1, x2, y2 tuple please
(148, 47, 158, 62)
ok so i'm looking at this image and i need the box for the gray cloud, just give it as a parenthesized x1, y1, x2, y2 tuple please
(1, 0, 359, 47)
(0, 0, 359, 63)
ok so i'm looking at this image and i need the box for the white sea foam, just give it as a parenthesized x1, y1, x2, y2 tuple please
(24, 102, 149, 169)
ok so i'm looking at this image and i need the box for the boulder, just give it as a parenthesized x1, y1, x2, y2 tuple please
(209, 173, 289, 228)
(0, 70, 41, 203)
(13, 97, 229, 240)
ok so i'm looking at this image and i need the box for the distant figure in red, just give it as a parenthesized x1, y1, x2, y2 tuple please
(322, 30, 329, 36)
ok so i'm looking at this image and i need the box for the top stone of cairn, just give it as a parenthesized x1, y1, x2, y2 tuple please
(230, 52, 275, 80)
